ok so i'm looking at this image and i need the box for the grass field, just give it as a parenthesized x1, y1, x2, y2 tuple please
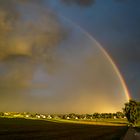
(45, 118, 128, 127)
(135, 121, 140, 132)
(0, 118, 128, 140)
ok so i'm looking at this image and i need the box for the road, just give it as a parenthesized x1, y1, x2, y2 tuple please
(123, 128, 140, 140)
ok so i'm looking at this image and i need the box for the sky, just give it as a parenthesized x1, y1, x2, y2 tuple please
(0, 0, 139, 113)
(46, 0, 140, 100)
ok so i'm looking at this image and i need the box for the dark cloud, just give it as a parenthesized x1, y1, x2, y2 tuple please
(0, 0, 67, 108)
(61, 0, 95, 7)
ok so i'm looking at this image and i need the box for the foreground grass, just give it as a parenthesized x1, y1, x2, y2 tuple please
(45, 118, 128, 126)
(0, 118, 128, 140)
(135, 121, 140, 132)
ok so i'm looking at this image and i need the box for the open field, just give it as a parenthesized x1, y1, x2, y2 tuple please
(46, 118, 128, 126)
(135, 121, 140, 132)
(135, 127, 140, 132)
(0, 118, 128, 140)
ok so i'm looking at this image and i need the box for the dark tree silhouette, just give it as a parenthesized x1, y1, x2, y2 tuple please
(124, 100, 140, 126)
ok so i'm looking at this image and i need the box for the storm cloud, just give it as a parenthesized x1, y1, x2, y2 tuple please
(0, 0, 67, 108)
(61, 0, 95, 7)
(0, 0, 129, 113)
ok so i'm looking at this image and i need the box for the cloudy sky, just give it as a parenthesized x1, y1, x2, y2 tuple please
(0, 0, 139, 113)
(47, 0, 140, 100)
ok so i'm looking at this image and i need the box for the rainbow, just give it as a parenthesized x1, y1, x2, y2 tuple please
(94, 41, 131, 101)
(60, 15, 131, 101)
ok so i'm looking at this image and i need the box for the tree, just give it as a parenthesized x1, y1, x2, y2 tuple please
(93, 113, 101, 119)
(116, 112, 125, 119)
(0, 112, 4, 116)
(123, 100, 140, 126)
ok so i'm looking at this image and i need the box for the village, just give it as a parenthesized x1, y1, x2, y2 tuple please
(0, 112, 127, 121)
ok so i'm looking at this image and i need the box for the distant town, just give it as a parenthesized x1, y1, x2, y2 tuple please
(0, 112, 126, 120)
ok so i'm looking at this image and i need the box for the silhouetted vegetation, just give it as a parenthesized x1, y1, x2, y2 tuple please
(123, 99, 140, 126)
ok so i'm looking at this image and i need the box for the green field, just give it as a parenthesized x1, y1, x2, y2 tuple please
(0, 118, 128, 140)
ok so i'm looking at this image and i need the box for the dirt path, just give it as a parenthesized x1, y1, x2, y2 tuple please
(123, 128, 140, 140)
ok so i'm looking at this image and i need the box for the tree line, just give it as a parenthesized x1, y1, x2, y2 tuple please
(124, 99, 140, 126)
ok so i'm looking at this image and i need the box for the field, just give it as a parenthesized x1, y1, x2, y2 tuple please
(0, 118, 128, 140)
(135, 121, 140, 132)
